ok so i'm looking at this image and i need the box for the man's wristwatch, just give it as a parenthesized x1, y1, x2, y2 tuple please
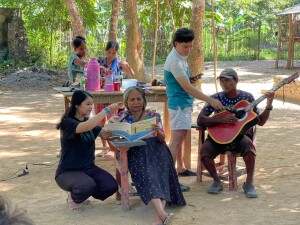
(265, 105, 273, 111)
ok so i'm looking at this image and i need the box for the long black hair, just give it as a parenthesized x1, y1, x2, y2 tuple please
(56, 90, 93, 130)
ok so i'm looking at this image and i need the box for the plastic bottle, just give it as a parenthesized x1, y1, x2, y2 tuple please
(85, 58, 101, 91)
(80, 73, 86, 90)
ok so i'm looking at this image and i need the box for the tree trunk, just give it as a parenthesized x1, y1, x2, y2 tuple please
(257, 20, 262, 60)
(64, 0, 86, 37)
(151, 0, 159, 80)
(211, 0, 218, 92)
(124, 0, 148, 82)
(109, 0, 120, 41)
(188, 0, 205, 88)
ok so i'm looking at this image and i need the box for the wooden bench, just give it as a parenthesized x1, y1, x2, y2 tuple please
(192, 124, 250, 190)
(107, 139, 145, 210)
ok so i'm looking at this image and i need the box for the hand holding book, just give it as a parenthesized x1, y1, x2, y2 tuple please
(103, 117, 157, 142)
(151, 123, 165, 142)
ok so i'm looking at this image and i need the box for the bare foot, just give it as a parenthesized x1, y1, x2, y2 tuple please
(96, 150, 114, 158)
(96, 150, 115, 158)
(95, 150, 109, 157)
(67, 193, 83, 212)
(152, 214, 163, 225)
(68, 201, 82, 212)
(176, 166, 186, 174)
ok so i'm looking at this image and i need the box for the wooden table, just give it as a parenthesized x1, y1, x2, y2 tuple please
(53, 87, 191, 168)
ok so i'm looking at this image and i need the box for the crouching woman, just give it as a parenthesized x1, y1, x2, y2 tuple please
(55, 90, 122, 212)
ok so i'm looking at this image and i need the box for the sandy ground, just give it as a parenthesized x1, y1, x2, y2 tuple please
(1, 60, 300, 225)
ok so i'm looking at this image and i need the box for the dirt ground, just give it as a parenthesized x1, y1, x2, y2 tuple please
(0, 60, 300, 225)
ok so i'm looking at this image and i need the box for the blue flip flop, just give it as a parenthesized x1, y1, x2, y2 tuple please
(243, 182, 258, 198)
(207, 182, 223, 194)
(179, 183, 190, 192)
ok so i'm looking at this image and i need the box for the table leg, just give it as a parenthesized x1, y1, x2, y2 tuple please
(163, 103, 170, 142)
(196, 128, 204, 182)
(119, 148, 129, 211)
(64, 96, 70, 111)
(183, 130, 191, 169)
(114, 149, 121, 201)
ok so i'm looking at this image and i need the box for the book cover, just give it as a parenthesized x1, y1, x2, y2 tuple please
(104, 117, 156, 142)
(112, 129, 154, 142)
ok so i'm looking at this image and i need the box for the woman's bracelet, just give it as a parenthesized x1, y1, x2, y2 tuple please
(102, 107, 111, 115)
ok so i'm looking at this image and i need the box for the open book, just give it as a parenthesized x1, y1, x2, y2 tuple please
(104, 117, 156, 142)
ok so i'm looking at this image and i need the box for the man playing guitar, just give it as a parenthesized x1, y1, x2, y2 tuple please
(197, 68, 274, 198)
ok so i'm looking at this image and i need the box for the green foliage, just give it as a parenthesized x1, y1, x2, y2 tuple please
(0, 0, 103, 70)
(0, 60, 31, 75)
(1, 0, 300, 72)
(0, 60, 15, 74)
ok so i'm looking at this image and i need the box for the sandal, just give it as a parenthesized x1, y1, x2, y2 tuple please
(177, 168, 197, 177)
(242, 182, 258, 198)
(207, 182, 223, 194)
(162, 213, 174, 225)
(179, 183, 190, 192)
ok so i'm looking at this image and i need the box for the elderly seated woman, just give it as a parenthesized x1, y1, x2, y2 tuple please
(102, 86, 185, 225)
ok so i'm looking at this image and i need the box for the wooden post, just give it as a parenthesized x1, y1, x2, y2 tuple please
(287, 14, 294, 69)
(291, 14, 296, 68)
(276, 18, 282, 69)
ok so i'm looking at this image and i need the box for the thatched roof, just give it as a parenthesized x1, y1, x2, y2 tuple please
(279, 4, 300, 15)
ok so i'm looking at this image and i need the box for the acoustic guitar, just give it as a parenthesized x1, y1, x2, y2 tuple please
(207, 72, 299, 144)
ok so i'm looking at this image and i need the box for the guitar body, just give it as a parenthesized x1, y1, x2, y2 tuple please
(207, 100, 259, 144)
(206, 72, 299, 145)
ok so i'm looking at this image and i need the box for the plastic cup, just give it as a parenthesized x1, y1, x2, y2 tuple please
(104, 84, 114, 92)
(113, 82, 121, 91)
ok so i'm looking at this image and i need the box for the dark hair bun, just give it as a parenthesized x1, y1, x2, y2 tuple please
(75, 36, 86, 41)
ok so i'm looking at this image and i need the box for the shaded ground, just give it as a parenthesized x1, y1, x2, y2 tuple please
(0, 60, 300, 225)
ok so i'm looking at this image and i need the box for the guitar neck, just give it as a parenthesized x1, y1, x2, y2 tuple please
(244, 80, 286, 111)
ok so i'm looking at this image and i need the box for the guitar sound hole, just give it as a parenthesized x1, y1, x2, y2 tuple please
(235, 109, 246, 119)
